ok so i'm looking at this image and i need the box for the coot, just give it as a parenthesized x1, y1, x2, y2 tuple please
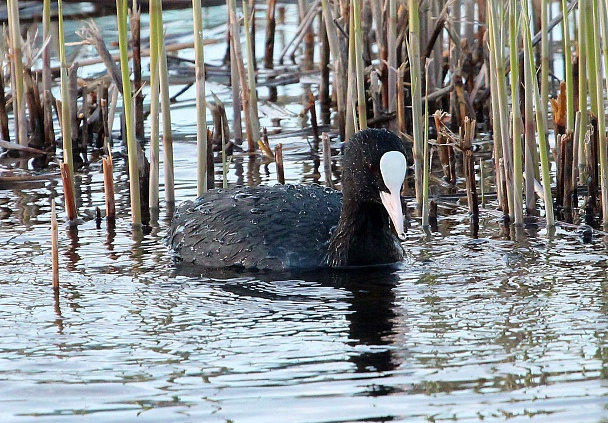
(168, 128, 408, 271)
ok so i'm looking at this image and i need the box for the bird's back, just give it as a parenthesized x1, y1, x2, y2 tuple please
(168, 184, 342, 271)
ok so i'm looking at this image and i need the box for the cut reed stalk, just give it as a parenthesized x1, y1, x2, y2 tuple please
(509, 0, 524, 225)
(463, 117, 479, 229)
(258, 127, 274, 159)
(103, 153, 116, 220)
(265, 0, 277, 101)
(0, 59, 8, 142)
(408, 0, 424, 207)
(51, 199, 59, 290)
(193, 0, 208, 196)
(59, 162, 77, 222)
(577, 0, 589, 182)
(322, 132, 333, 189)
(274, 143, 284, 184)
(116, 0, 142, 227)
(319, 13, 330, 124)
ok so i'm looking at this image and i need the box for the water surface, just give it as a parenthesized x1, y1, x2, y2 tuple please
(1, 4, 608, 423)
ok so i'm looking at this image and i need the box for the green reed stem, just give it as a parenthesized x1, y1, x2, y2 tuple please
(591, 0, 608, 227)
(116, 0, 141, 227)
(522, 0, 536, 214)
(488, 0, 514, 218)
(509, 0, 523, 225)
(421, 59, 430, 228)
(352, 0, 366, 131)
(154, 0, 175, 204)
(523, 1, 554, 227)
(57, 0, 76, 195)
(387, 0, 397, 115)
(148, 0, 161, 208)
(540, 0, 549, 132)
(561, 0, 574, 132)
(242, 0, 260, 145)
(577, 0, 589, 181)
(408, 0, 423, 208)
(7, 0, 26, 146)
(221, 116, 228, 188)
(193, 0, 208, 195)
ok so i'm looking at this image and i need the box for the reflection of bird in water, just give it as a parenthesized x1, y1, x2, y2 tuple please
(169, 129, 408, 271)
(176, 266, 404, 379)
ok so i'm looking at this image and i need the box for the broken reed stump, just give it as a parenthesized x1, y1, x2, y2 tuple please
(322, 132, 334, 189)
(551, 81, 567, 140)
(274, 143, 284, 184)
(585, 120, 599, 220)
(308, 91, 320, 148)
(59, 162, 78, 222)
(558, 132, 574, 222)
(462, 118, 479, 233)
(207, 128, 214, 190)
(433, 111, 455, 185)
(102, 153, 116, 222)
(319, 13, 330, 124)
(0, 67, 9, 142)
(259, 127, 274, 159)
(51, 199, 59, 290)
(264, 0, 277, 102)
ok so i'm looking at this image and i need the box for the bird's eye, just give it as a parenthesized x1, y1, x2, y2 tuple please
(368, 163, 378, 174)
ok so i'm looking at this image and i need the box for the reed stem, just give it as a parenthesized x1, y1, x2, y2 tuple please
(352, 0, 366, 131)
(193, 0, 208, 196)
(561, 0, 574, 132)
(242, 0, 261, 144)
(592, 0, 608, 227)
(509, 0, 524, 225)
(7, 0, 27, 146)
(116, 0, 142, 227)
(540, 0, 549, 132)
(149, 0, 161, 208)
(523, 1, 555, 227)
(155, 1, 176, 204)
(51, 199, 59, 290)
(421, 59, 430, 228)
(58, 0, 75, 191)
(408, 0, 423, 207)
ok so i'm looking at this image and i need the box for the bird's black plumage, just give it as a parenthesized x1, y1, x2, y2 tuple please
(168, 128, 407, 271)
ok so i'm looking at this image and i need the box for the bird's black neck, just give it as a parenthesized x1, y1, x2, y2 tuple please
(325, 198, 403, 268)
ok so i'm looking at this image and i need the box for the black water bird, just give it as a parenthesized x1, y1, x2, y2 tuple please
(168, 128, 408, 271)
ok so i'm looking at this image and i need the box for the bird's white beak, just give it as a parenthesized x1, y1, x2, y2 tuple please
(379, 151, 407, 240)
